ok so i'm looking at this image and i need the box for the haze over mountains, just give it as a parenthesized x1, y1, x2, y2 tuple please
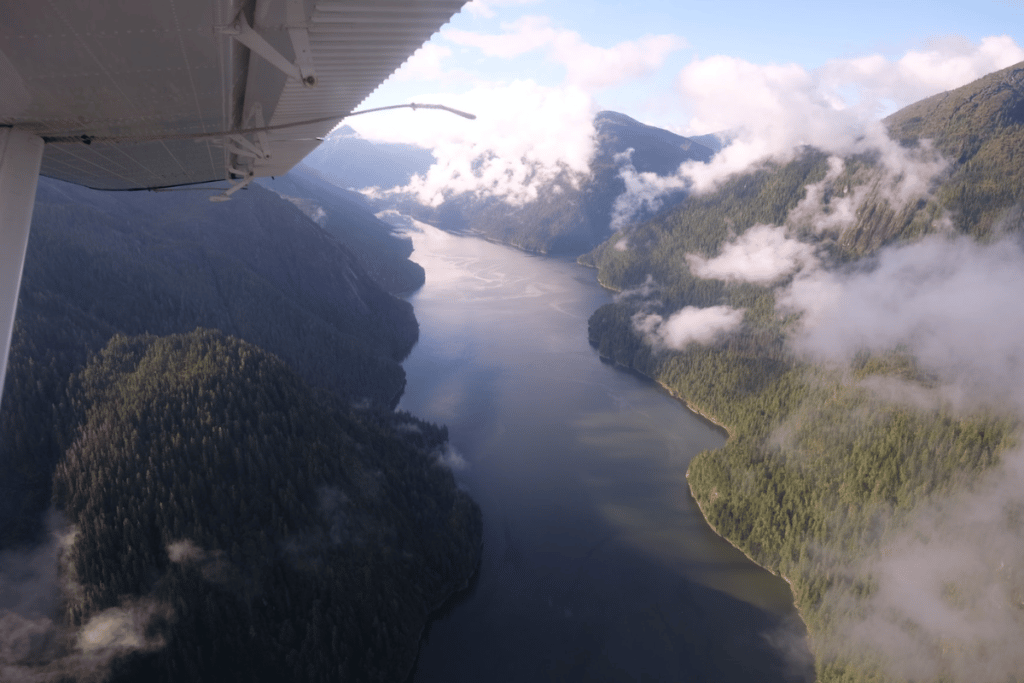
(305, 111, 715, 254)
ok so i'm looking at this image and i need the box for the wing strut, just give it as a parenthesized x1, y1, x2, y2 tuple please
(0, 128, 44, 409)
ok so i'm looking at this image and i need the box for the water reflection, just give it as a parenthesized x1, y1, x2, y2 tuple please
(395, 219, 813, 682)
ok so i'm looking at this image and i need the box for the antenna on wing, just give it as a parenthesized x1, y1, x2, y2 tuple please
(40, 103, 476, 146)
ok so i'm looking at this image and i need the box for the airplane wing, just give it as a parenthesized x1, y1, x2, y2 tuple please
(0, 0, 467, 402)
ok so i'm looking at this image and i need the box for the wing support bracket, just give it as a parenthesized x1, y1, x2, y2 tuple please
(219, 10, 317, 87)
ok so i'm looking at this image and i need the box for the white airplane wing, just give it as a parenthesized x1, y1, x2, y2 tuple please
(0, 0, 467, 401)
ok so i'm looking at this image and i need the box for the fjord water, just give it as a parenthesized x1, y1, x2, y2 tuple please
(397, 223, 813, 682)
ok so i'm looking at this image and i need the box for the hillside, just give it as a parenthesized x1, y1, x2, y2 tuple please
(585, 61, 1024, 682)
(0, 181, 482, 681)
(316, 112, 713, 255)
(402, 111, 713, 255)
(258, 165, 426, 295)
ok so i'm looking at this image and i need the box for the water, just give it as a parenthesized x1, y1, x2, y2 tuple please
(397, 223, 813, 682)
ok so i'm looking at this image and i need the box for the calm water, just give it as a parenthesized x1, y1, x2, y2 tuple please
(396, 222, 813, 683)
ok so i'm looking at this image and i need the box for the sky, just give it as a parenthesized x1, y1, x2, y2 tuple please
(349, 0, 1024, 142)
(341, 0, 1024, 210)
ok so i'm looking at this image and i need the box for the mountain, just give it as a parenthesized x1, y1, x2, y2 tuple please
(257, 165, 426, 294)
(584, 62, 1024, 683)
(301, 125, 436, 190)
(51, 329, 481, 683)
(884, 62, 1024, 236)
(308, 113, 714, 256)
(0, 179, 482, 681)
(1, 175, 420, 540)
(394, 111, 714, 255)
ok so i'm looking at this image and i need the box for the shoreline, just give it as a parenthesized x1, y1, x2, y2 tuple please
(599, 353, 809, 627)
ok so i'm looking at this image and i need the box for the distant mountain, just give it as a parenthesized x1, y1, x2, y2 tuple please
(394, 111, 714, 255)
(307, 113, 714, 256)
(302, 125, 435, 190)
(584, 61, 1024, 683)
(405, 112, 712, 255)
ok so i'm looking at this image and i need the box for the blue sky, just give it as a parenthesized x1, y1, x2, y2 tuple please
(355, 0, 1024, 133)
(346, 0, 1023, 206)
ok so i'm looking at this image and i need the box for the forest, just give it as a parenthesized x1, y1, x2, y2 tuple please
(0, 175, 482, 682)
(585, 61, 1024, 681)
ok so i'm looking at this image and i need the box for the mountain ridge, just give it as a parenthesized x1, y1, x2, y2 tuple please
(584, 61, 1024, 683)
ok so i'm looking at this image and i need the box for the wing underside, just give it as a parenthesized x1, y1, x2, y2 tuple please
(1, 0, 466, 190)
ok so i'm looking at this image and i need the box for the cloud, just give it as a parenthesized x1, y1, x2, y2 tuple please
(768, 233, 1024, 679)
(829, 448, 1024, 682)
(392, 43, 454, 82)
(819, 35, 1024, 112)
(633, 305, 744, 349)
(76, 601, 169, 655)
(780, 235, 1024, 410)
(463, 0, 542, 19)
(610, 148, 689, 230)
(686, 224, 819, 284)
(0, 511, 172, 681)
(435, 444, 469, 471)
(667, 36, 1020, 195)
(443, 16, 687, 89)
(356, 80, 598, 206)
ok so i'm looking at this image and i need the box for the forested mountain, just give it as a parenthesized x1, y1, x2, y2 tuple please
(258, 165, 426, 295)
(0, 177, 482, 681)
(314, 112, 713, 255)
(585, 61, 1024, 682)
(389, 111, 713, 255)
(47, 330, 481, 683)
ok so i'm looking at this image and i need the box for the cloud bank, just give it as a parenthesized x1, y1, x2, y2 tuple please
(358, 80, 598, 206)
(781, 235, 1024, 410)
(633, 305, 744, 350)
(687, 224, 819, 284)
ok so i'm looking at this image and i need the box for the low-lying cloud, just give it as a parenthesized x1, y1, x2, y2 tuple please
(634, 305, 744, 350)
(0, 511, 171, 682)
(610, 149, 688, 231)
(687, 224, 819, 284)
(632, 36, 1022, 202)
(781, 234, 1024, 411)
(357, 80, 598, 207)
(828, 447, 1024, 682)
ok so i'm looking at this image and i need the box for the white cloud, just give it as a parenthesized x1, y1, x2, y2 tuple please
(610, 148, 688, 230)
(633, 305, 744, 349)
(668, 36, 1020, 195)
(820, 35, 1024, 112)
(355, 80, 598, 206)
(435, 444, 469, 471)
(444, 15, 557, 58)
(463, 0, 543, 19)
(830, 446, 1024, 683)
(686, 224, 818, 284)
(555, 33, 688, 90)
(392, 43, 454, 82)
(443, 16, 686, 90)
(780, 235, 1024, 410)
